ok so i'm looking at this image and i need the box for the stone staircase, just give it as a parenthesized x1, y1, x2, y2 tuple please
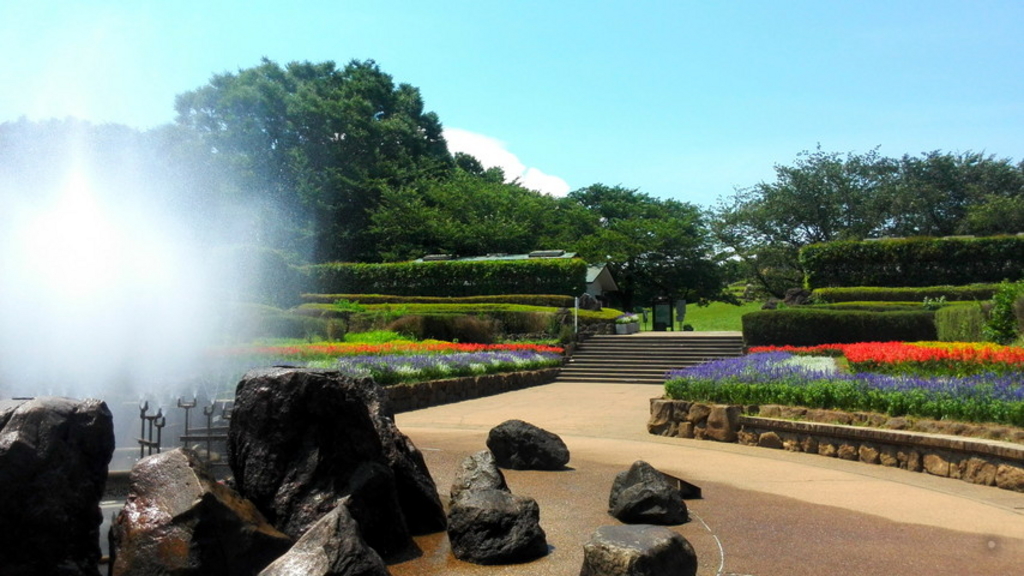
(556, 332, 745, 385)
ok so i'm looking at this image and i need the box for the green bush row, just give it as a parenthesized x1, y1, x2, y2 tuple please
(808, 302, 929, 312)
(811, 284, 999, 303)
(800, 236, 1024, 289)
(935, 302, 989, 342)
(742, 309, 937, 347)
(664, 375, 1024, 427)
(300, 293, 577, 307)
(304, 259, 588, 297)
(216, 303, 337, 342)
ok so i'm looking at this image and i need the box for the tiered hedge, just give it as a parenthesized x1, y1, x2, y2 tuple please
(305, 259, 588, 297)
(742, 309, 937, 347)
(811, 284, 999, 303)
(801, 236, 1024, 289)
(300, 294, 576, 307)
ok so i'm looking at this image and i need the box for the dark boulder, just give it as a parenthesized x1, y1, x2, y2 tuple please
(609, 461, 688, 525)
(450, 450, 508, 502)
(259, 498, 390, 576)
(0, 396, 114, 576)
(447, 488, 548, 565)
(227, 368, 445, 549)
(580, 525, 697, 576)
(109, 448, 292, 576)
(486, 419, 570, 470)
(784, 287, 812, 306)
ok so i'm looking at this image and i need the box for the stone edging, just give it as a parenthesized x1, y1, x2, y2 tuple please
(648, 398, 1024, 493)
(386, 368, 561, 413)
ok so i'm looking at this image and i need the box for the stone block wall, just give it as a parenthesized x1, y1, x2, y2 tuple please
(386, 368, 560, 413)
(648, 398, 1024, 493)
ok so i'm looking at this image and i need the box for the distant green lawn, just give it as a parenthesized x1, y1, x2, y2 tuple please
(636, 301, 761, 332)
(684, 301, 762, 331)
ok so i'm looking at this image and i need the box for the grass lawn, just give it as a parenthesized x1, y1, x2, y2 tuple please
(684, 301, 762, 331)
(636, 301, 762, 332)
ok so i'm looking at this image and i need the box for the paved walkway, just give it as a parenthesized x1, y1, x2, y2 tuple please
(390, 381, 1024, 576)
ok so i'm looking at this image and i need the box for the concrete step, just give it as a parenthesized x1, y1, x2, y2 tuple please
(555, 333, 745, 385)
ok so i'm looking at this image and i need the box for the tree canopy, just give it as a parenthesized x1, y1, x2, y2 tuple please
(714, 147, 1024, 297)
(566, 184, 727, 309)
(174, 58, 454, 262)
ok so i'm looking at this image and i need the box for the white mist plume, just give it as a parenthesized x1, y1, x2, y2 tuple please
(0, 158, 219, 400)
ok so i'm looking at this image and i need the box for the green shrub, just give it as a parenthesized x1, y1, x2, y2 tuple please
(811, 284, 999, 303)
(218, 303, 328, 341)
(305, 259, 587, 297)
(385, 314, 498, 343)
(935, 302, 989, 342)
(983, 280, 1024, 344)
(801, 236, 1024, 289)
(212, 245, 309, 307)
(742, 309, 937, 347)
(809, 302, 926, 312)
(301, 293, 576, 307)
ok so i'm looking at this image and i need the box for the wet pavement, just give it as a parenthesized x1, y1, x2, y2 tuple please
(389, 381, 1024, 576)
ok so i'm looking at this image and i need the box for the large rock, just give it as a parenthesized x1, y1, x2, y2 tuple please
(447, 488, 549, 564)
(580, 525, 698, 576)
(228, 368, 445, 549)
(486, 419, 570, 470)
(259, 499, 389, 576)
(109, 448, 292, 576)
(450, 450, 508, 502)
(608, 461, 688, 525)
(0, 396, 114, 576)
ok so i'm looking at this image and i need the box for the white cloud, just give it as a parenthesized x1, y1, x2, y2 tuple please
(443, 128, 571, 196)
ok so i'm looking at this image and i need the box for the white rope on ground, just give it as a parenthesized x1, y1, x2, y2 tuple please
(688, 508, 726, 576)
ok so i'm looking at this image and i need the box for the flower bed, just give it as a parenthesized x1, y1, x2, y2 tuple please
(664, 349, 1024, 427)
(210, 341, 564, 385)
(749, 341, 1024, 376)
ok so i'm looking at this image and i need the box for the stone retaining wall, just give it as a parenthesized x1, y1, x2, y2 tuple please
(648, 398, 1024, 493)
(386, 368, 561, 413)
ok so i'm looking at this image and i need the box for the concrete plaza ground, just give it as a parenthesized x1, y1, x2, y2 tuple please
(389, 381, 1024, 576)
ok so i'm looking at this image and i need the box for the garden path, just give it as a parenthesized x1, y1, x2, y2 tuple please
(391, 381, 1024, 576)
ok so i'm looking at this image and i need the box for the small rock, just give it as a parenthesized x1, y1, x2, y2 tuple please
(995, 464, 1024, 492)
(447, 488, 548, 564)
(450, 450, 508, 502)
(757, 431, 783, 449)
(923, 453, 951, 477)
(259, 499, 389, 576)
(705, 406, 740, 442)
(608, 461, 688, 525)
(580, 524, 697, 576)
(486, 419, 570, 470)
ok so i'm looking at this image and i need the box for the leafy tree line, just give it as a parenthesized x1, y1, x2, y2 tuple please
(5, 57, 1024, 309)
(1, 58, 729, 309)
(713, 147, 1024, 297)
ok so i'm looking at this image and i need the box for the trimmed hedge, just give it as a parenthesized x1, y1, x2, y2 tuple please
(800, 236, 1024, 289)
(811, 284, 999, 303)
(300, 293, 576, 307)
(305, 259, 588, 297)
(809, 302, 927, 312)
(742, 309, 937, 347)
(935, 302, 989, 342)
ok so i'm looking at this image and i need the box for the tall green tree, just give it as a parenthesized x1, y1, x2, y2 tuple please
(174, 58, 453, 262)
(714, 147, 1024, 296)
(368, 166, 565, 261)
(567, 184, 726, 309)
(712, 148, 895, 297)
(883, 151, 1024, 237)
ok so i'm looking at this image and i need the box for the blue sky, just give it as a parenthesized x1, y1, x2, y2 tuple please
(2, 1, 1022, 205)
